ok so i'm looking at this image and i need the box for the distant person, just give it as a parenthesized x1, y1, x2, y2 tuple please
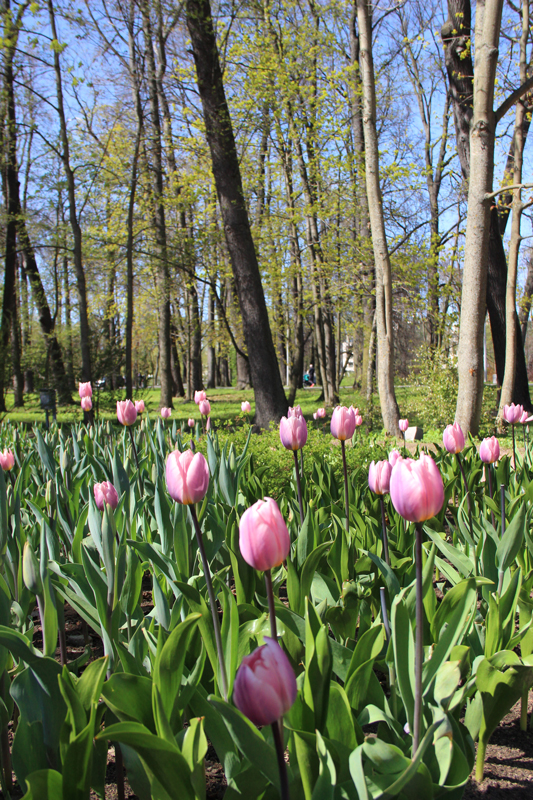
(308, 364, 315, 386)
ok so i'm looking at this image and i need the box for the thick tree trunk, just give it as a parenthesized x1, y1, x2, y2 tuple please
(454, 0, 504, 433)
(356, 0, 399, 434)
(520, 254, 533, 343)
(186, 0, 287, 427)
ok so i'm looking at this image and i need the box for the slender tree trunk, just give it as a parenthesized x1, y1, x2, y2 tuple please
(520, 254, 533, 343)
(186, 0, 287, 426)
(455, 0, 504, 433)
(48, 0, 92, 386)
(206, 282, 216, 388)
(11, 267, 23, 406)
(140, 0, 172, 408)
(356, 0, 399, 434)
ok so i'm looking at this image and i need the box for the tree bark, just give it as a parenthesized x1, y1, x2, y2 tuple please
(454, 0, 504, 433)
(519, 253, 533, 343)
(186, 0, 287, 427)
(356, 0, 399, 434)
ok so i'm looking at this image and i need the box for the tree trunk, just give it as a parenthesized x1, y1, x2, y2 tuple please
(48, 0, 92, 388)
(356, 0, 399, 434)
(140, 0, 172, 409)
(454, 0, 504, 433)
(206, 282, 216, 388)
(186, 0, 287, 427)
(520, 253, 533, 343)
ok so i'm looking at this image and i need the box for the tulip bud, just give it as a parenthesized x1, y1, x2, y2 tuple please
(78, 381, 92, 399)
(194, 390, 207, 404)
(390, 454, 444, 523)
(354, 414, 363, 427)
(166, 449, 209, 505)
(161, 407, 172, 419)
(399, 419, 409, 432)
(0, 449, 15, 471)
(94, 481, 119, 512)
(241, 401, 251, 413)
(61, 450, 70, 472)
(23, 541, 43, 596)
(117, 400, 137, 426)
(45, 480, 55, 506)
(239, 497, 290, 571)
(316, 408, 326, 418)
(330, 406, 356, 441)
(188, 418, 195, 428)
(279, 415, 308, 451)
(388, 449, 401, 467)
(520, 410, 528, 424)
(442, 422, 465, 454)
(233, 638, 297, 726)
(479, 436, 500, 464)
(134, 399, 145, 414)
(152, 463, 157, 483)
(199, 399, 211, 416)
(81, 396, 92, 412)
(368, 460, 392, 495)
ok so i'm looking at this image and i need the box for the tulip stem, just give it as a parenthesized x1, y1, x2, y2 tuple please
(402, 431, 407, 457)
(265, 570, 278, 641)
(293, 451, 304, 525)
(190, 505, 228, 701)
(271, 716, 290, 800)
(413, 523, 423, 755)
(487, 465, 496, 528)
(128, 426, 140, 471)
(512, 423, 516, 469)
(340, 440, 350, 532)
(456, 453, 474, 547)
(379, 497, 390, 567)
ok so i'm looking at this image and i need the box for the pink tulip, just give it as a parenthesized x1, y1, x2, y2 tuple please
(241, 401, 251, 413)
(188, 418, 195, 428)
(390, 454, 444, 523)
(206, 417, 211, 431)
(233, 637, 297, 727)
(503, 403, 523, 424)
(479, 436, 500, 464)
(520, 410, 528, 424)
(194, 390, 207, 405)
(388, 449, 401, 468)
(442, 422, 465, 454)
(399, 419, 409, 433)
(81, 396, 92, 412)
(316, 408, 326, 418)
(161, 407, 171, 419)
(0, 449, 15, 471)
(288, 405, 303, 418)
(330, 406, 356, 441)
(134, 399, 145, 414)
(166, 449, 209, 505)
(313, 411, 318, 420)
(94, 481, 119, 511)
(368, 460, 392, 495)
(117, 400, 137, 426)
(354, 414, 363, 427)
(78, 381, 92, 399)
(279, 415, 308, 451)
(199, 399, 211, 416)
(239, 497, 291, 571)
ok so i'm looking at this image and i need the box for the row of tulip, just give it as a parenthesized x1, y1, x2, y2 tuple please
(0, 404, 531, 799)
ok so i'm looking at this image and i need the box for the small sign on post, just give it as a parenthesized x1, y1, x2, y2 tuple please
(40, 389, 57, 429)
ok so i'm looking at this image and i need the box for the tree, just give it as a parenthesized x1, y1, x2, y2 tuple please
(185, 0, 287, 427)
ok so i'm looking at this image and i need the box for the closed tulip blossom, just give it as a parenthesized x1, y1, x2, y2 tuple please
(313, 411, 318, 420)
(354, 413, 363, 427)
(134, 399, 145, 414)
(330, 406, 356, 441)
(479, 436, 500, 464)
(233, 638, 297, 727)
(503, 403, 523, 424)
(0, 449, 15, 471)
(241, 401, 251, 413)
(160, 407, 171, 419)
(78, 381, 92, 398)
(188, 418, 195, 428)
(288, 405, 303, 418)
(368, 460, 392, 495)
(443, 422, 465, 454)
(166, 449, 209, 505)
(81, 396, 92, 412)
(194, 390, 207, 404)
(239, 497, 290, 572)
(94, 481, 119, 511)
(199, 399, 211, 417)
(399, 418, 409, 432)
(389, 449, 401, 468)
(316, 407, 326, 418)
(117, 400, 137, 426)
(390, 454, 444, 523)
(279, 415, 308, 451)
(520, 410, 528, 424)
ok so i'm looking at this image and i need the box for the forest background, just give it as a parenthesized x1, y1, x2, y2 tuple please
(1, 0, 532, 436)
